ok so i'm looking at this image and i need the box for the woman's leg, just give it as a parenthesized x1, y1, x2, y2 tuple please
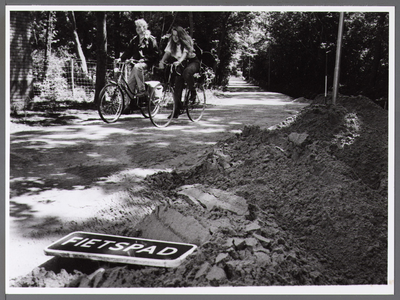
(127, 66, 137, 99)
(183, 61, 200, 101)
(183, 61, 200, 91)
(132, 62, 148, 94)
(174, 70, 185, 117)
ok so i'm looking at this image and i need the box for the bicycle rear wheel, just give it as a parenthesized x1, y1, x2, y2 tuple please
(98, 83, 124, 123)
(149, 84, 175, 127)
(186, 84, 206, 122)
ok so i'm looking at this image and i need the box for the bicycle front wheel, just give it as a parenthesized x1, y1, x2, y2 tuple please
(98, 83, 124, 123)
(186, 85, 206, 122)
(139, 98, 150, 118)
(149, 84, 175, 128)
(146, 84, 163, 118)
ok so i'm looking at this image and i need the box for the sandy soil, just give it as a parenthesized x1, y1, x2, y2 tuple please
(8, 77, 388, 289)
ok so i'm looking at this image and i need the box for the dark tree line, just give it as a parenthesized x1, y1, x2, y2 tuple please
(29, 10, 243, 104)
(241, 12, 389, 102)
(32, 11, 238, 78)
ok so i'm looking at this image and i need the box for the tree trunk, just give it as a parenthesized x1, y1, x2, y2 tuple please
(43, 11, 54, 80)
(188, 12, 194, 37)
(114, 12, 121, 58)
(10, 11, 33, 113)
(215, 12, 230, 85)
(166, 12, 178, 34)
(68, 11, 88, 74)
(94, 12, 107, 106)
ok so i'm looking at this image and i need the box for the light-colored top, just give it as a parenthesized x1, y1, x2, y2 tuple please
(164, 41, 196, 60)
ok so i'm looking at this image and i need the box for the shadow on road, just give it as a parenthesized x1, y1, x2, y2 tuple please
(7, 77, 309, 279)
(9, 77, 308, 226)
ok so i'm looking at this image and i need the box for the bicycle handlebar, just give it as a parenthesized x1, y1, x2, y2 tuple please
(113, 59, 144, 75)
(155, 62, 182, 75)
(194, 43, 218, 62)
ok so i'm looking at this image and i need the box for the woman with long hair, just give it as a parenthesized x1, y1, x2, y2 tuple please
(119, 19, 158, 106)
(159, 26, 200, 118)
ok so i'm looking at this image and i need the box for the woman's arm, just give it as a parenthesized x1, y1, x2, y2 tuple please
(159, 52, 171, 68)
(174, 51, 187, 66)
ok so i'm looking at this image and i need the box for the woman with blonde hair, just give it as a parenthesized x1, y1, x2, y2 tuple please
(159, 26, 200, 118)
(119, 19, 158, 105)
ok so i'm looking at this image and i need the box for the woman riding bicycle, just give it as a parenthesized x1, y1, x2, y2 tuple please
(158, 26, 200, 118)
(117, 19, 159, 104)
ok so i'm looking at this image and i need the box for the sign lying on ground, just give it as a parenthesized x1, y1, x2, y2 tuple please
(44, 231, 197, 268)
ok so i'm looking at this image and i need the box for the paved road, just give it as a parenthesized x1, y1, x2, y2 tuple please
(8, 77, 309, 281)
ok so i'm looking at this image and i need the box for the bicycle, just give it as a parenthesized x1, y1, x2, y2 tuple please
(147, 64, 176, 128)
(181, 63, 207, 122)
(98, 59, 162, 123)
(182, 45, 219, 122)
(149, 59, 208, 127)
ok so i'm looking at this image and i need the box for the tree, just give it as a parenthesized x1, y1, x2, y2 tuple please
(112, 12, 122, 58)
(232, 12, 270, 79)
(188, 12, 194, 37)
(188, 12, 250, 86)
(94, 12, 107, 106)
(43, 11, 54, 79)
(341, 12, 389, 101)
(237, 11, 389, 102)
(67, 11, 88, 74)
(262, 12, 339, 98)
(10, 11, 33, 113)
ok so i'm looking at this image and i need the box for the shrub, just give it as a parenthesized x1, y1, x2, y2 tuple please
(32, 48, 73, 103)
(31, 47, 95, 106)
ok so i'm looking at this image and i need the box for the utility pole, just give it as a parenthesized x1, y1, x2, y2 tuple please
(332, 12, 345, 105)
(268, 47, 271, 90)
(325, 50, 329, 103)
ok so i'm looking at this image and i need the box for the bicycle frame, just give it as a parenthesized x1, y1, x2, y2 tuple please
(112, 62, 137, 101)
(148, 45, 217, 126)
(98, 59, 163, 123)
(161, 45, 216, 91)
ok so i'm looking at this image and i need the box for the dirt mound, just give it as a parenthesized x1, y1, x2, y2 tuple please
(11, 95, 388, 288)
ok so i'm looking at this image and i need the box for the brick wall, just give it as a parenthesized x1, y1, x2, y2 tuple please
(9, 11, 33, 112)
